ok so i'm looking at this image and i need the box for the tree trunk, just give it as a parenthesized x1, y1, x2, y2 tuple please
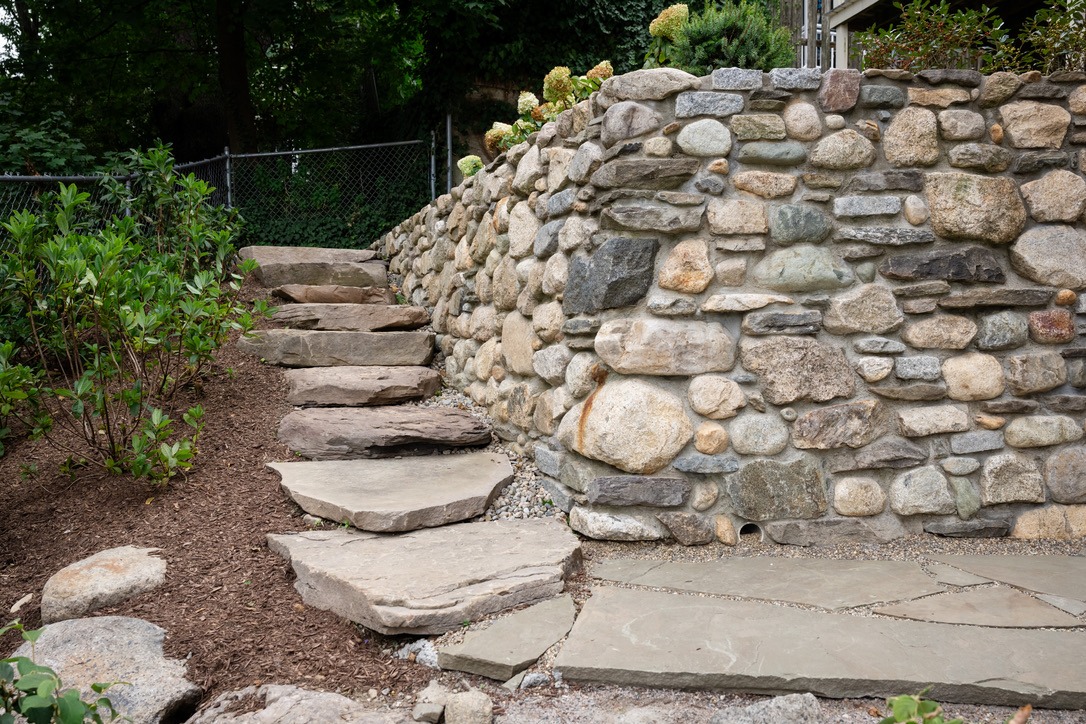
(215, 0, 257, 151)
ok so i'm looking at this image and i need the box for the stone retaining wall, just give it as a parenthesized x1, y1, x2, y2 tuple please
(380, 66, 1086, 546)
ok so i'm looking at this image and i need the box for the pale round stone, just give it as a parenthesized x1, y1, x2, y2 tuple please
(942, 352, 1005, 401)
(1071, 85, 1086, 116)
(695, 421, 730, 455)
(854, 356, 894, 383)
(690, 481, 721, 511)
(658, 239, 714, 294)
(903, 195, 929, 226)
(901, 315, 977, 349)
(688, 375, 746, 419)
(782, 101, 822, 141)
(676, 119, 732, 157)
(715, 516, 739, 545)
(825, 114, 846, 130)
(884, 107, 939, 167)
(833, 477, 887, 516)
(975, 413, 1006, 430)
(643, 136, 673, 157)
(1021, 170, 1086, 223)
(729, 414, 789, 455)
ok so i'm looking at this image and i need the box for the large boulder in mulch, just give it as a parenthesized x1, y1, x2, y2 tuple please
(284, 366, 442, 407)
(237, 329, 435, 367)
(41, 546, 166, 623)
(272, 303, 429, 331)
(187, 685, 410, 723)
(277, 407, 491, 459)
(267, 519, 582, 635)
(239, 246, 387, 288)
(12, 616, 200, 724)
(272, 284, 395, 305)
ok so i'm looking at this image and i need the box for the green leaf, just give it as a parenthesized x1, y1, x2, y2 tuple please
(56, 689, 87, 724)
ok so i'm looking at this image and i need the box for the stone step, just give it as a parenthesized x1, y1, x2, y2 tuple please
(285, 366, 442, 407)
(278, 406, 492, 459)
(237, 329, 434, 367)
(273, 284, 395, 305)
(267, 519, 582, 635)
(554, 587, 1086, 709)
(268, 452, 512, 532)
(272, 303, 429, 331)
(240, 245, 387, 288)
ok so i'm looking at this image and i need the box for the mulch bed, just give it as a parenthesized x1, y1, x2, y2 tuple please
(0, 282, 434, 706)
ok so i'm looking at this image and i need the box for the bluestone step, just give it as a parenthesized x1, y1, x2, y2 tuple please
(272, 284, 395, 305)
(554, 587, 1086, 708)
(272, 303, 429, 332)
(278, 406, 491, 459)
(240, 245, 387, 288)
(284, 366, 442, 407)
(267, 519, 581, 635)
(237, 329, 434, 367)
(267, 452, 513, 532)
(873, 587, 1082, 627)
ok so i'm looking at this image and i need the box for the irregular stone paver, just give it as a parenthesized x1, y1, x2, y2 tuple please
(237, 329, 434, 367)
(554, 587, 1086, 708)
(272, 303, 429, 331)
(285, 366, 442, 407)
(874, 587, 1082, 627)
(930, 554, 1086, 602)
(1039, 594, 1086, 616)
(240, 245, 386, 287)
(267, 520, 581, 635)
(14, 616, 201, 724)
(273, 284, 395, 305)
(268, 453, 512, 532)
(592, 558, 943, 610)
(437, 595, 577, 680)
(41, 546, 165, 623)
(924, 563, 990, 587)
(188, 685, 409, 723)
(278, 407, 491, 459)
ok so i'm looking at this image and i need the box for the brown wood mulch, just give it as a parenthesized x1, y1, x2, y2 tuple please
(0, 284, 434, 707)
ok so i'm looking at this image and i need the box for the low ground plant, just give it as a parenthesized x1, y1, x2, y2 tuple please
(650, 1, 794, 75)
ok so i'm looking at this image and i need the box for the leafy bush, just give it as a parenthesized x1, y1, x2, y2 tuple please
(667, 1, 794, 75)
(0, 146, 267, 481)
(1018, 0, 1086, 74)
(1, 620, 120, 723)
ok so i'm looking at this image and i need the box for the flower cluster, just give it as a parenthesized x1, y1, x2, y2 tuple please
(586, 60, 614, 81)
(649, 4, 689, 41)
(543, 66, 574, 104)
(456, 155, 483, 178)
(517, 91, 540, 116)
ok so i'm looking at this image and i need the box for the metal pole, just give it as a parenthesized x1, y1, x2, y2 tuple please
(446, 113, 453, 194)
(430, 130, 437, 200)
(224, 146, 233, 209)
(806, 0, 817, 67)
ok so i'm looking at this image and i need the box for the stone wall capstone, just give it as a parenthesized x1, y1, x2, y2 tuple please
(380, 66, 1086, 546)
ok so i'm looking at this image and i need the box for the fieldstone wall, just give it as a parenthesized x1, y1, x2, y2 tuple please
(380, 66, 1086, 546)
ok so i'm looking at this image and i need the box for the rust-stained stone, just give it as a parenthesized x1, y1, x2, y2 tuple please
(1029, 309, 1077, 344)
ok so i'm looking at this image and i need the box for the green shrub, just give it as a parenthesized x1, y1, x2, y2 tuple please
(1019, 0, 1086, 74)
(1, 620, 120, 723)
(669, 2, 794, 75)
(0, 146, 268, 481)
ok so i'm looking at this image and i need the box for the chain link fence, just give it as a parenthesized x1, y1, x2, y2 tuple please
(0, 140, 433, 250)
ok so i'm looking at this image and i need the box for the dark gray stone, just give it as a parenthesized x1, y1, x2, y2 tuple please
(589, 157, 701, 189)
(1016, 83, 1068, 99)
(749, 99, 787, 111)
(854, 337, 907, 354)
(977, 311, 1029, 351)
(845, 171, 924, 193)
(924, 518, 1011, 538)
(586, 476, 691, 507)
(836, 227, 935, 246)
(854, 438, 928, 469)
(892, 281, 952, 298)
(858, 85, 906, 108)
(950, 431, 1005, 454)
(737, 141, 807, 166)
(675, 91, 745, 118)
(534, 220, 564, 257)
(656, 512, 716, 545)
(742, 311, 823, 335)
(939, 288, 1053, 309)
(694, 175, 726, 195)
(981, 399, 1039, 414)
(1012, 151, 1076, 174)
(1050, 71, 1086, 82)
(947, 144, 1013, 172)
(603, 202, 704, 233)
(879, 247, 1005, 283)
(545, 189, 576, 218)
(539, 476, 580, 512)
(563, 237, 659, 315)
(770, 204, 833, 244)
(870, 382, 948, 401)
(562, 317, 600, 335)
(673, 453, 740, 474)
(1043, 395, 1086, 412)
(726, 457, 827, 521)
(764, 518, 905, 546)
(916, 69, 983, 87)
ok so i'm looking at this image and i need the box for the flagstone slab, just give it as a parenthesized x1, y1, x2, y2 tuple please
(278, 407, 491, 459)
(285, 366, 442, 407)
(554, 587, 1086, 708)
(592, 557, 943, 609)
(273, 284, 396, 305)
(930, 554, 1086, 602)
(240, 245, 386, 287)
(1038, 594, 1086, 616)
(267, 519, 581, 635)
(268, 452, 513, 532)
(272, 304, 430, 331)
(238, 329, 434, 367)
(437, 594, 577, 680)
(924, 563, 991, 587)
(874, 587, 1081, 627)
